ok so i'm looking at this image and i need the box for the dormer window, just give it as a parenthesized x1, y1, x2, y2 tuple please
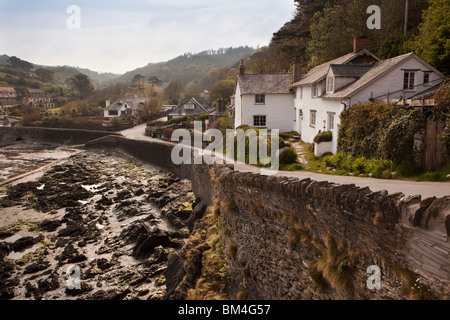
(185, 103, 195, 110)
(326, 77, 335, 93)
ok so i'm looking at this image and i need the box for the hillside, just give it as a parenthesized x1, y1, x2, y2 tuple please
(115, 46, 254, 86)
(0, 54, 120, 88)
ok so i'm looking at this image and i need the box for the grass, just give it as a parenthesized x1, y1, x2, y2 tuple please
(307, 232, 359, 295)
(415, 163, 450, 182)
(185, 205, 230, 300)
(299, 144, 450, 182)
(391, 264, 436, 300)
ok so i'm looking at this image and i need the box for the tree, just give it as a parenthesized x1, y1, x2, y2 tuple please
(131, 74, 146, 95)
(7, 56, 33, 70)
(35, 68, 55, 83)
(69, 74, 94, 99)
(148, 76, 162, 96)
(208, 79, 235, 102)
(138, 98, 162, 122)
(413, 0, 450, 75)
(163, 80, 184, 104)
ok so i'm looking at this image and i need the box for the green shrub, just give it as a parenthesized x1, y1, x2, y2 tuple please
(279, 148, 298, 165)
(313, 131, 333, 144)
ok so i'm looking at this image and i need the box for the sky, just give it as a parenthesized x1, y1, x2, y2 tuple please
(0, 0, 296, 74)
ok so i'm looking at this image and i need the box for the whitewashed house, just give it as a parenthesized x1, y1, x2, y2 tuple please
(104, 97, 149, 118)
(291, 36, 445, 155)
(233, 60, 295, 132)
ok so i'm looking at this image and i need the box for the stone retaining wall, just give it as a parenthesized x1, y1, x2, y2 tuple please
(0, 127, 121, 145)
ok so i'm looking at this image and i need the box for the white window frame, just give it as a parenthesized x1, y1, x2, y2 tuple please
(253, 115, 267, 127)
(327, 112, 335, 131)
(255, 94, 265, 104)
(310, 110, 317, 127)
(184, 103, 195, 110)
(312, 84, 319, 98)
(297, 87, 303, 99)
(326, 77, 334, 93)
(403, 71, 415, 90)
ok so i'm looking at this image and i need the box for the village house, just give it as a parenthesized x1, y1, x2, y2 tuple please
(0, 87, 20, 108)
(103, 97, 150, 118)
(233, 60, 295, 132)
(0, 87, 54, 109)
(167, 96, 213, 120)
(292, 36, 445, 155)
(233, 37, 445, 156)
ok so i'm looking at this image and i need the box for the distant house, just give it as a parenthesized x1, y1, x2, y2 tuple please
(291, 36, 445, 154)
(0, 87, 54, 109)
(104, 97, 150, 118)
(167, 97, 213, 120)
(23, 88, 54, 109)
(233, 60, 295, 132)
(0, 87, 20, 108)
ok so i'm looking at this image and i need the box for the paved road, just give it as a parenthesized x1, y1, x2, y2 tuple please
(120, 124, 450, 198)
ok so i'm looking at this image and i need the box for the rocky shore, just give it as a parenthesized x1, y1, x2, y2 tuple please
(0, 151, 198, 300)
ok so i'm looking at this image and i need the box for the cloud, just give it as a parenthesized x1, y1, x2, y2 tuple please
(0, 0, 295, 74)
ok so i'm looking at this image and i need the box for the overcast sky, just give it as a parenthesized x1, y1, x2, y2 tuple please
(0, 0, 296, 74)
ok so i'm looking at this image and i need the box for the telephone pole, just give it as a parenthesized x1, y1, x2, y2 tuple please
(404, 0, 409, 36)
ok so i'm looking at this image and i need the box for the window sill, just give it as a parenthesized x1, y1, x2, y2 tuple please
(254, 103, 266, 105)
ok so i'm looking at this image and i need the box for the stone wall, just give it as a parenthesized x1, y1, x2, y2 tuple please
(6, 129, 448, 299)
(0, 127, 121, 145)
(212, 166, 449, 299)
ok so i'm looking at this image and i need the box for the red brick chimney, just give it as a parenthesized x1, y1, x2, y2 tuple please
(353, 36, 371, 53)
(238, 59, 245, 76)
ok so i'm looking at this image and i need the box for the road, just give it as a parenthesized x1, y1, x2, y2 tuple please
(120, 124, 450, 198)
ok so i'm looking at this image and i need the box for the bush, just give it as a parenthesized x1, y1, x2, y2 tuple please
(313, 131, 333, 144)
(279, 148, 298, 165)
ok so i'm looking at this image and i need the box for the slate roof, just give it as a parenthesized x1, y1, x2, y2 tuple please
(329, 64, 374, 78)
(237, 73, 293, 95)
(0, 87, 18, 98)
(106, 97, 149, 111)
(324, 53, 415, 99)
(291, 49, 379, 86)
(168, 96, 213, 116)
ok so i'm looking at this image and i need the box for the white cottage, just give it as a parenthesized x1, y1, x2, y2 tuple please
(104, 97, 150, 118)
(234, 61, 295, 132)
(292, 36, 445, 154)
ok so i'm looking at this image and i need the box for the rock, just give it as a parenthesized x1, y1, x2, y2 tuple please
(163, 253, 186, 299)
(38, 273, 60, 292)
(39, 219, 63, 232)
(96, 258, 114, 270)
(65, 282, 93, 296)
(10, 235, 42, 252)
(24, 260, 50, 274)
(57, 222, 85, 237)
(133, 229, 172, 260)
(56, 244, 87, 265)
